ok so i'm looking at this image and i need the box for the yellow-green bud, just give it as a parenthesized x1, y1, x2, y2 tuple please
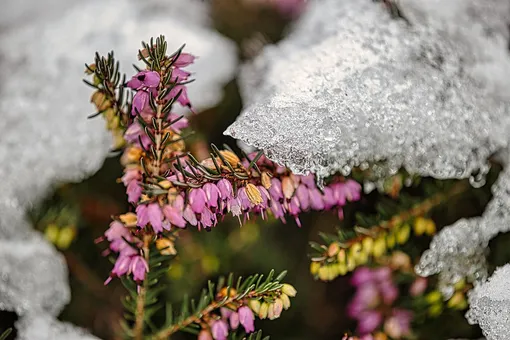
(280, 293, 291, 310)
(428, 303, 443, 317)
(56, 226, 76, 249)
(414, 217, 427, 236)
(426, 291, 443, 304)
(397, 223, 411, 244)
(447, 292, 467, 310)
(318, 266, 329, 281)
(362, 237, 374, 255)
(248, 299, 261, 314)
(310, 261, 321, 275)
(258, 302, 269, 319)
(281, 283, 297, 297)
(269, 299, 283, 320)
(44, 224, 59, 244)
(373, 235, 387, 258)
(386, 232, 396, 249)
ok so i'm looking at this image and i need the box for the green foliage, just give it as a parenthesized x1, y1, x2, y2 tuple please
(150, 269, 288, 339)
(230, 329, 269, 340)
(119, 241, 175, 338)
(0, 328, 12, 340)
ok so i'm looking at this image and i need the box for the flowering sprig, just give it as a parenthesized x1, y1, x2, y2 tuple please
(149, 270, 296, 340)
(86, 51, 130, 150)
(309, 180, 468, 282)
(86, 36, 362, 285)
(348, 266, 413, 339)
(84, 36, 308, 340)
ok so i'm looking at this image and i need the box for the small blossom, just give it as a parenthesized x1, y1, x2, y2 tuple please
(156, 238, 177, 255)
(281, 284, 297, 297)
(167, 85, 192, 108)
(280, 293, 291, 310)
(309, 187, 325, 210)
(163, 204, 187, 228)
(183, 205, 198, 226)
(167, 113, 189, 130)
(211, 320, 229, 340)
(111, 255, 132, 277)
(189, 188, 207, 213)
(296, 184, 310, 210)
(124, 123, 151, 149)
(358, 311, 383, 335)
(227, 197, 242, 217)
(132, 90, 150, 116)
(237, 187, 252, 210)
(270, 200, 285, 220)
(127, 70, 160, 89)
(119, 212, 137, 227)
(281, 177, 295, 199)
(130, 255, 149, 281)
(261, 172, 272, 189)
(136, 204, 150, 228)
(200, 207, 215, 229)
(105, 221, 129, 242)
(322, 187, 336, 209)
(268, 178, 284, 200)
(245, 183, 263, 206)
(238, 306, 255, 333)
(248, 299, 261, 314)
(258, 302, 269, 319)
(409, 277, 428, 297)
(173, 53, 196, 67)
(204, 183, 220, 208)
(270, 299, 283, 320)
(217, 179, 233, 200)
(229, 311, 240, 330)
(351, 267, 374, 286)
(127, 180, 142, 203)
(147, 203, 164, 233)
(198, 330, 213, 340)
(384, 309, 412, 339)
(258, 186, 271, 208)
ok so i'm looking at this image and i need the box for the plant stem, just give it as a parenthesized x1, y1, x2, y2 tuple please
(151, 293, 256, 340)
(134, 236, 151, 340)
(341, 181, 468, 248)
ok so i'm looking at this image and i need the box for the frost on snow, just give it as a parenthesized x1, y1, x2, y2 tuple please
(225, 0, 510, 335)
(225, 0, 510, 181)
(0, 0, 236, 338)
(466, 265, 510, 340)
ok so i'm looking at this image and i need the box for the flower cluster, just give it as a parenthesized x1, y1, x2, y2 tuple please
(199, 283, 296, 340)
(423, 280, 469, 317)
(88, 39, 361, 284)
(347, 267, 413, 339)
(310, 214, 437, 282)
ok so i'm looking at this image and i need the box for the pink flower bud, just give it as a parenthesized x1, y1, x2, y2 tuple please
(189, 188, 207, 213)
(217, 179, 233, 200)
(238, 306, 255, 333)
(204, 183, 220, 208)
(211, 320, 228, 340)
(130, 255, 149, 281)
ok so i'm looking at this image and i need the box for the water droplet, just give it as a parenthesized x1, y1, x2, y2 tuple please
(469, 173, 486, 188)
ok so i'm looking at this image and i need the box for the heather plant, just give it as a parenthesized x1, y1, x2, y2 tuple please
(84, 36, 363, 339)
(77, 26, 506, 338)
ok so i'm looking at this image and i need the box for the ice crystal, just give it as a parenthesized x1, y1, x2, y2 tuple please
(466, 265, 510, 340)
(16, 315, 99, 340)
(225, 0, 510, 182)
(0, 0, 235, 337)
(416, 162, 510, 296)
